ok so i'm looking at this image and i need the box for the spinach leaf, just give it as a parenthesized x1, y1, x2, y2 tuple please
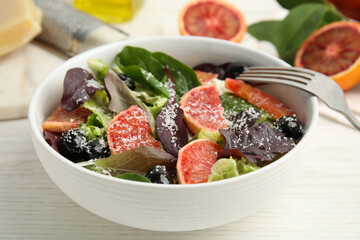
(121, 65, 170, 98)
(274, 3, 328, 64)
(248, 20, 280, 44)
(152, 52, 201, 99)
(276, 0, 323, 10)
(115, 46, 165, 80)
(220, 93, 271, 120)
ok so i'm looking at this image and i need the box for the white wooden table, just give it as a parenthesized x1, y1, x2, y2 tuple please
(1, 1, 359, 239)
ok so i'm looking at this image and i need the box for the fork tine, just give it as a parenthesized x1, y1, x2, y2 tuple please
(240, 73, 309, 84)
(248, 66, 316, 76)
(236, 76, 307, 89)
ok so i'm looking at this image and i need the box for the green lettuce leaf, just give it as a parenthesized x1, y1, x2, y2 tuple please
(82, 89, 115, 129)
(133, 88, 168, 117)
(79, 114, 106, 140)
(208, 157, 260, 182)
(116, 173, 151, 183)
(87, 58, 111, 85)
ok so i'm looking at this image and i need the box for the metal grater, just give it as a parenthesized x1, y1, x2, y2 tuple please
(33, 0, 129, 56)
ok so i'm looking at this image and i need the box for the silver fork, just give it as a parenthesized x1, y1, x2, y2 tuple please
(236, 66, 360, 130)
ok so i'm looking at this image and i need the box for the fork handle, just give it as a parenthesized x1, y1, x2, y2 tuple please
(336, 107, 360, 131)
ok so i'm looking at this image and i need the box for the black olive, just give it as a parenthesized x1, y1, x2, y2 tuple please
(275, 116, 304, 140)
(85, 138, 111, 160)
(145, 165, 171, 184)
(59, 129, 110, 162)
(117, 73, 135, 90)
(59, 129, 89, 162)
(225, 62, 247, 78)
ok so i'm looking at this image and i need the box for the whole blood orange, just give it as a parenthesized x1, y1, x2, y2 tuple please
(177, 139, 222, 184)
(178, 0, 247, 42)
(294, 21, 360, 91)
(180, 84, 226, 135)
(107, 105, 161, 154)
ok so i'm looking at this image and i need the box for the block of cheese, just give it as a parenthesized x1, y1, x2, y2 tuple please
(0, 0, 42, 57)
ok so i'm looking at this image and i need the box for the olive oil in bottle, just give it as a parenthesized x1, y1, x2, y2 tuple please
(73, 0, 133, 23)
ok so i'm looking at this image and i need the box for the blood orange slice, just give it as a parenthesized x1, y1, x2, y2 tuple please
(42, 106, 92, 133)
(194, 70, 218, 84)
(295, 21, 360, 91)
(177, 139, 222, 184)
(180, 84, 226, 135)
(178, 0, 247, 42)
(107, 105, 161, 154)
(225, 78, 294, 120)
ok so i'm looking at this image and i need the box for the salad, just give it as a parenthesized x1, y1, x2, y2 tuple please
(42, 46, 304, 184)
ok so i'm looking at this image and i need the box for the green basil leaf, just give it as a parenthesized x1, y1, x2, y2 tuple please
(274, 3, 327, 64)
(276, 0, 323, 10)
(248, 20, 280, 44)
(152, 52, 201, 98)
(115, 46, 165, 80)
(121, 65, 170, 98)
(116, 173, 151, 183)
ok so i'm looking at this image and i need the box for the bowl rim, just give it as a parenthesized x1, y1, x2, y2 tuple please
(28, 36, 318, 190)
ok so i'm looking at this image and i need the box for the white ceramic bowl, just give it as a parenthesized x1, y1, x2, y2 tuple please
(29, 36, 318, 232)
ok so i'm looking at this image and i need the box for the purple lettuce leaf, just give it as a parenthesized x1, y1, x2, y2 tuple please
(43, 130, 62, 153)
(94, 145, 177, 176)
(61, 68, 104, 112)
(156, 67, 189, 157)
(219, 122, 295, 164)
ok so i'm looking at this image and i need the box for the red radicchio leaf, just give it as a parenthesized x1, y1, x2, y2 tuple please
(61, 68, 104, 112)
(156, 67, 189, 157)
(219, 122, 295, 164)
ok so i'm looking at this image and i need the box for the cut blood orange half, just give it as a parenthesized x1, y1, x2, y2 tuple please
(180, 84, 226, 135)
(295, 21, 360, 91)
(177, 139, 222, 184)
(178, 0, 247, 42)
(107, 105, 161, 154)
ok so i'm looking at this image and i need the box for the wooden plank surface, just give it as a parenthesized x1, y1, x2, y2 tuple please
(0, 117, 359, 239)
